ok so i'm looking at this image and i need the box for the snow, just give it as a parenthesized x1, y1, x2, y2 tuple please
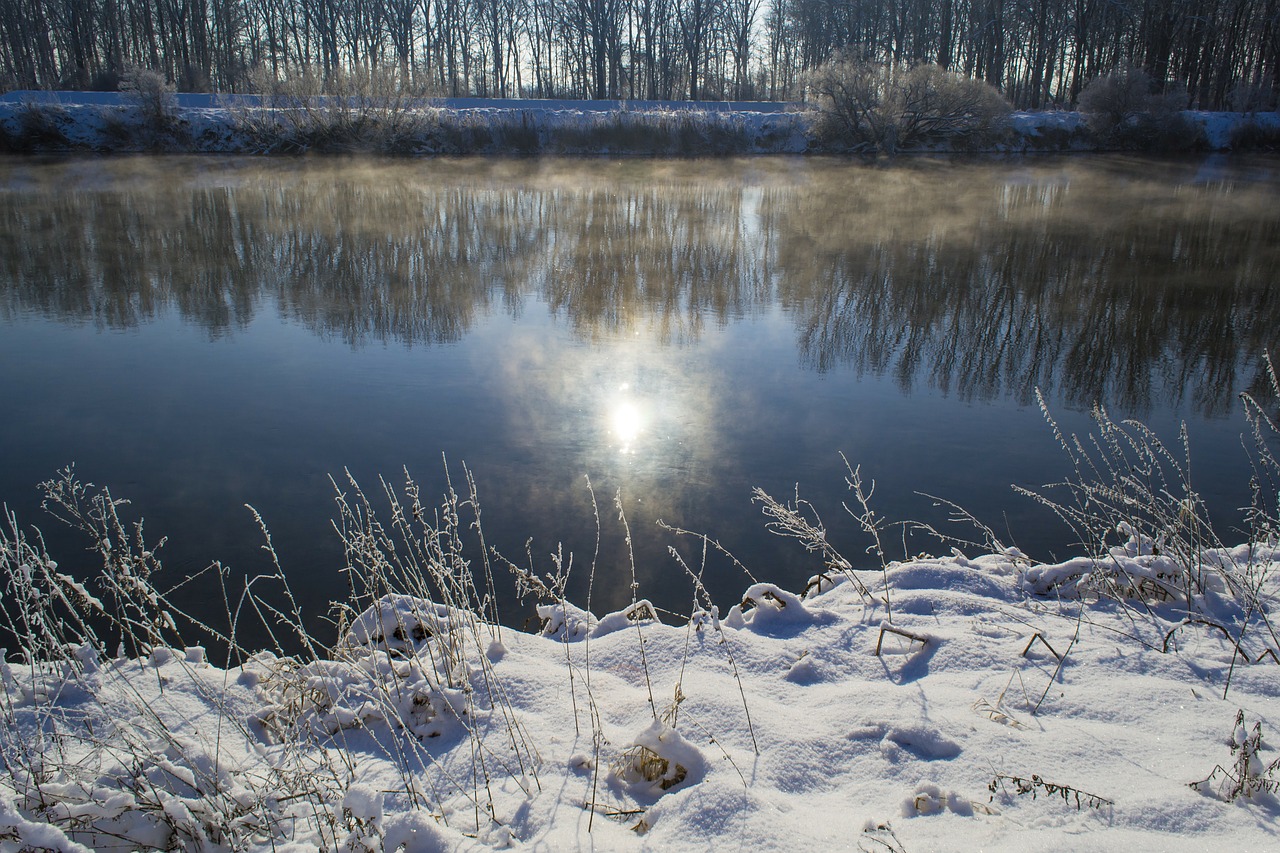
(1190, 110, 1280, 148)
(0, 91, 815, 155)
(3, 540, 1278, 851)
(1, 90, 1275, 153)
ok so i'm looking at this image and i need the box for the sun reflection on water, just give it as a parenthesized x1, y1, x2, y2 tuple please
(607, 386, 647, 454)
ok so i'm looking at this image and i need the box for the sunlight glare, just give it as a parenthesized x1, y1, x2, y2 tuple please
(609, 399, 645, 452)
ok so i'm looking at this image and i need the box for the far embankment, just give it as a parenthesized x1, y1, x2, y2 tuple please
(0, 89, 1277, 155)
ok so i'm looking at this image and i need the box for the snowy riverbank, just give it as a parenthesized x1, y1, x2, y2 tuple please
(3, 527, 1279, 850)
(1, 91, 1276, 155)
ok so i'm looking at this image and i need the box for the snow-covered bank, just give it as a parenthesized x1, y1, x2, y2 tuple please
(0, 92, 813, 155)
(3, 529, 1279, 850)
(1, 90, 1276, 154)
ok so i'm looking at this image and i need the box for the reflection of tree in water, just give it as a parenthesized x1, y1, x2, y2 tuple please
(765, 161, 1280, 415)
(0, 185, 257, 334)
(539, 183, 759, 343)
(1, 158, 1278, 415)
(0, 161, 757, 348)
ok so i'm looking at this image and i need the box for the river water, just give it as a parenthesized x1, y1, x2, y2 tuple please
(2, 154, 1277, 647)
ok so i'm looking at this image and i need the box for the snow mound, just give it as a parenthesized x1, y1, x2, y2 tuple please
(617, 718, 709, 795)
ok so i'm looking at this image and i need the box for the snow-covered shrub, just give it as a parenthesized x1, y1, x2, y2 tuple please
(1229, 76, 1276, 113)
(121, 66, 176, 125)
(1010, 385, 1280, 680)
(724, 582, 822, 631)
(1229, 117, 1280, 151)
(1077, 66, 1204, 151)
(0, 464, 547, 849)
(807, 57, 1010, 154)
(234, 63, 441, 154)
(0, 480, 331, 849)
(9, 100, 71, 151)
(1077, 66, 1156, 134)
(893, 64, 1011, 148)
(804, 56, 895, 152)
(1192, 710, 1280, 801)
(613, 718, 707, 795)
(115, 65, 187, 150)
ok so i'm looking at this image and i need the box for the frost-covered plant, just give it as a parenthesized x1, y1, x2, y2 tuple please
(116, 65, 186, 150)
(234, 63, 441, 154)
(1077, 66, 1203, 151)
(0, 473, 343, 850)
(1228, 75, 1277, 113)
(752, 456, 898, 617)
(806, 56, 1010, 154)
(1228, 118, 1280, 151)
(12, 100, 71, 151)
(1016, 393, 1280, 612)
(611, 709, 707, 795)
(892, 64, 1012, 147)
(664, 534, 759, 754)
(1006, 380, 1280, 692)
(1078, 66, 1158, 135)
(36, 466, 179, 658)
(0, 465, 546, 848)
(120, 67, 176, 124)
(1192, 710, 1280, 801)
(327, 465, 542, 824)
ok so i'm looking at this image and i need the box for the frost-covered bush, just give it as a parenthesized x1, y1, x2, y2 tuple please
(10, 101, 72, 151)
(1229, 76, 1277, 114)
(1229, 117, 1280, 151)
(1077, 66, 1156, 134)
(807, 57, 1010, 154)
(121, 66, 176, 123)
(894, 64, 1012, 148)
(1078, 66, 1204, 151)
(1005, 373, 1280, 685)
(805, 57, 896, 152)
(235, 63, 441, 154)
(118, 65, 186, 149)
(0, 465, 548, 849)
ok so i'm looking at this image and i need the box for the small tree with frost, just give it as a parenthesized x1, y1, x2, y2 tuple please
(894, 63, 1012, 149)
(104, 65, 187, 150)
(806, 56, 898, 153)
(1078, 66, 1202, 149)
(807, 57, 1009, 154)
(1077, 66, 1157, 135)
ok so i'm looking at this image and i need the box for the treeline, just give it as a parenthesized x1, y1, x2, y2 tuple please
(0, 0, 1277, 107)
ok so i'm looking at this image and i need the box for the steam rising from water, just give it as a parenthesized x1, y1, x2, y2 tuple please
(3, 155, 1276, 414)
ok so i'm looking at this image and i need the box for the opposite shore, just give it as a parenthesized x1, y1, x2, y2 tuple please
(2, 89, 1278, 156)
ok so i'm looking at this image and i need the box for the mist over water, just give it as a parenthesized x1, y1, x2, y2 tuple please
(3, 155, 1278, 648)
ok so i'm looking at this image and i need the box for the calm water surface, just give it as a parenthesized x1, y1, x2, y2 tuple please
(2, 155, 1278, 647)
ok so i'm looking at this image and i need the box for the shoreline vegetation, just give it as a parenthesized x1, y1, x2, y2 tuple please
(2, 367, 1280, 849)
(2, 63, 1279, 157)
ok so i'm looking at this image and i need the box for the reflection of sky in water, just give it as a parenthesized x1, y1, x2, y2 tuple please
(2, 155, 1279, 649)
(499, 319, 711, 477)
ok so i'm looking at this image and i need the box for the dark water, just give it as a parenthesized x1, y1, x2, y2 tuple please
(2, 155, 1278, 649)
